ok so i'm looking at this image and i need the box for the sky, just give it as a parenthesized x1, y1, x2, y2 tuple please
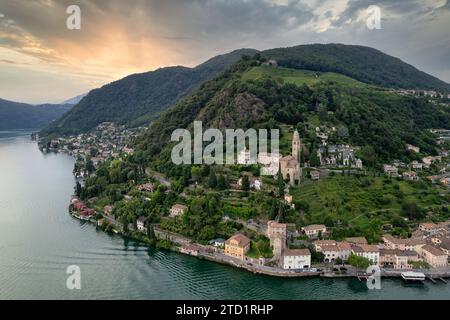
(0, 0, 449, 104)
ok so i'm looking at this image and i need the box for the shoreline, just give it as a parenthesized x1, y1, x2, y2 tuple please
(68, 210, 450, 281)
(69, 209, 322, 278)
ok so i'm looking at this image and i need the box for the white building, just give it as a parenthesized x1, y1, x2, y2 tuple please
(283, 249, 311, 270)
(355, 158, 363, 169)
(169, 204, 188, 218)
(422, 156, 442, 167)
(258, 152, 281, 176)
(237, 176, 262, 190)
(403, 171, 419, 181)
(406, 144, 420, 153)
(137, 217, 146, 232)
(320, 242, 352, 262)
(410, 161, 423, 170)
(237, 149, 256, 165)
(313, 240, 336, 252)
(321, 245, 340, 263)
(301, 224, 327, 238)
(383, 165, 398, 177)
(258, 152, 280, 166)
(351, 245, 380, 266)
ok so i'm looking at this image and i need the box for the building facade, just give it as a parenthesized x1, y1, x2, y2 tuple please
(225, 234, 250, 260)
(283, 249, 311, 270)
(267, 220, 287, 257)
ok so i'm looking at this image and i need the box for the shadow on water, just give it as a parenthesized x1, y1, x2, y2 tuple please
(347, 278, 369, 293)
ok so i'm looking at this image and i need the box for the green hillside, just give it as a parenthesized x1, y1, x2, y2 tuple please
(289, 175, 447, 242)
(134, 58, 449, 170)
(0, 99, 72, 130)
(241, 65, 368, 88)
(40, 44, 450, 139)
(262, 44, 450, 92)
(76, 45, 450, 244)
(39, 49, 258, 138)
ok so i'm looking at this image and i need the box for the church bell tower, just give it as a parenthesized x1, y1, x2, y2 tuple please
(292, 130, 301, 162)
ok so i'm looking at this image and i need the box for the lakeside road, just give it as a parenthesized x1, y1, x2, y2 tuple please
(72, 212, 450, 280)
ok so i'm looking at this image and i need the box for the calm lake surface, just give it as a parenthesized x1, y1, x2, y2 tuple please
(1, 131, 449, 300)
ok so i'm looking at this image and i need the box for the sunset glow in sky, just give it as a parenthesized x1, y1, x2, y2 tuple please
(0, 0, 449, 104)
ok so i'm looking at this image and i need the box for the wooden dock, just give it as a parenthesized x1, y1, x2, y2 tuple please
(427, 276, 437, 284)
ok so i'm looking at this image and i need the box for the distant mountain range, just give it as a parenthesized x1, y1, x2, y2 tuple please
(40, 49, 258, 137)
(39, 43, 450, 139)
(0, 98, 72, 131)
(62, 93, 88, 105)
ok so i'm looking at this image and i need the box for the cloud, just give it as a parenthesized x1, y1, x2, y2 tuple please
(0, 0, 449, 103)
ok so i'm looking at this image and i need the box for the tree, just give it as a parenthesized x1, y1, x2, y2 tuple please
(90, 147, 99, 157)
(309, 148, 320, 167)
(191, 166, 202, 183)
(208, 171, 217, 189)
(402, 199, 424, 220)
(201, 165, 210, 177)
(347, 253, 370, 269)
(337, 125, 349, 140)
(217, 174, 227, 190)
(277, 173, 284, 197)
(311, 250, 325, 263)
(256, 239, 272, 258)
(147, 225, 157, 246)
(85, 158, 95, 174)
(318, 105, 328, 121)
(122, 220, 129, 235)
(75, 181, 82, 197)
(241, 175, 250, 191)
(359, 145, 377, 168)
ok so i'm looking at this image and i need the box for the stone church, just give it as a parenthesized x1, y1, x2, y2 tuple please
(280, 130, 301, 185)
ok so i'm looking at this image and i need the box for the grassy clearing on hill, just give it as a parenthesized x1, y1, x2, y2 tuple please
(241, 65, 369, 88)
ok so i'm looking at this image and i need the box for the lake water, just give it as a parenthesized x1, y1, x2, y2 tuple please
(0, 131, 449, 300)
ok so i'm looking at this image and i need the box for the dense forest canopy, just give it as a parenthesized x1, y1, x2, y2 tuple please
(39, 49, 258, 138)
(40, 44, 450, 139)
(133, 55, 449, 178)
(75, 46, 450, 244)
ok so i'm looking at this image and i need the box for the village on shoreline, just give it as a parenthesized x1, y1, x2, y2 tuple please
(69, 192, 450, 281)
(35, 120, 450, 283)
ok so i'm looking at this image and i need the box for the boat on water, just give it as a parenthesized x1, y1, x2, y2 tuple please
(401, 271, 426, 282)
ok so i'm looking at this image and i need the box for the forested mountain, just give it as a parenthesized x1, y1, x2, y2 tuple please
(40, 49, 258, 137)
(262, 44, 450, 92)
(132, 50, 450, 176)
(0, 99, 72, 130)
(79, 44, 450, 244)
